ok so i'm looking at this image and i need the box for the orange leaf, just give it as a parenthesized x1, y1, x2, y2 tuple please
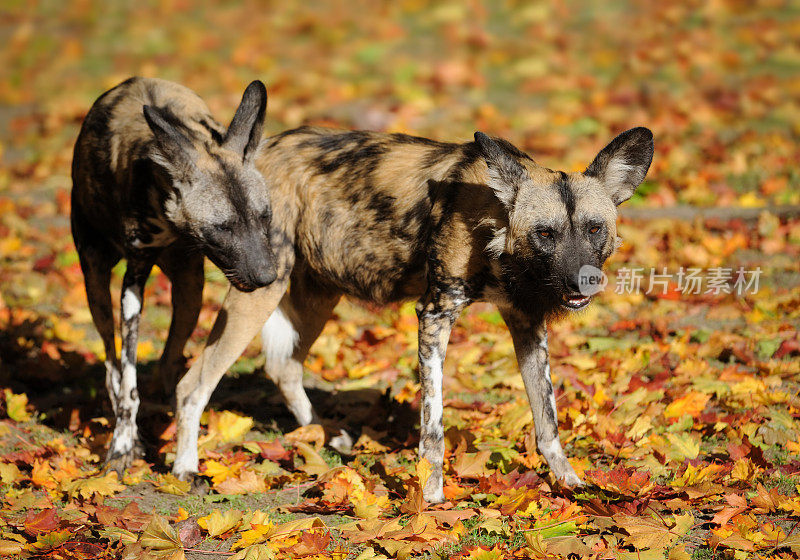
(664, 391, 710, 419)
(283, 530, 331, 557)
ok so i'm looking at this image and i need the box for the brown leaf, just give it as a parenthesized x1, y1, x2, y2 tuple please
(215, 469, 267, 495)
(283, 530, 331, 557)
(285, 424, 326, 450)
(176, 517, 202, 548)
(96, 501, 151, 532)
(452, 450, 492, 479)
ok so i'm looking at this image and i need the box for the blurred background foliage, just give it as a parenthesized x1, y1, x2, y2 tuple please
(1, 0, 799, 208)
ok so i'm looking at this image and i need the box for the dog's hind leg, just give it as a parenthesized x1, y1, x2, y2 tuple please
(261, 276, 343, 447)
(105, 257, 154, 473)
(156, 244, 204, 395)
(500, 308, 582, 487)
(75, 237, 121, 414)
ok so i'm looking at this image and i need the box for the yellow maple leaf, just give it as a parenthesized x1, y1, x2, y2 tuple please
(231, 523, 275, 551)
(737, 192, 766, 208)
(665, 433, 700, 461)
(208, 410, 254, 443)
(295, 442, 330, 476)
(672, 463, 726, 487)
(243, 510, 271, 528)
(50, 457, 81, 486)
(348, 361, 387, 379)
(0, 540, 23, 557)
(51, 318, 86, 344)
(198, 509, 243, 537)
(0, 462, 21, 484)
(63, 471, 125, 499)
(625, 415, 652, 441)
(154, 473, 190, 495)
(353, 493, 390, 519)
(352, 547, 389, 560)
(614, 514, 676, 550)
(0, 236, 21, 257)
(354, 432, 390, 454)
(269, 517, 325, 540)
(202, 459, 244, 485)
(561, 355, 596, 371)
(731, 458, 761, 482)
(140, 516, 184, 560)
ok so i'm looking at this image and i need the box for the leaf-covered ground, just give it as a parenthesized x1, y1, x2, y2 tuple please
(1, 1, 799, 559)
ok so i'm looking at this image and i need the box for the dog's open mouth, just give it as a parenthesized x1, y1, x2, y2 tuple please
(561, 293, 592, 309)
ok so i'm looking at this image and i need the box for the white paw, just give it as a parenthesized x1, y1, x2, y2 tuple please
(423, 488, 445, 504)
(555, 467, 584, 487)
(329, 429, 353, 454)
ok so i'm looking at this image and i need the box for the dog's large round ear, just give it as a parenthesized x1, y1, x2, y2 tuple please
(474, 131, 529, 209)
(143, 105, 196, 174)
(584, 127, 654, 206)
(223, 80, 267, 161)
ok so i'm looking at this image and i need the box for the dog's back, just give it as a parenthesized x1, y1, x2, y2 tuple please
(71, 77, 225, 246)
(257, 126, 500, 303)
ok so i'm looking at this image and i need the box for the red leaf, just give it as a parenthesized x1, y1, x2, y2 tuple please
(584, 466, 653, 497)
(775, 338, 800, 359)
(24, 508, 60, 536)
(257, 439, 291, 462)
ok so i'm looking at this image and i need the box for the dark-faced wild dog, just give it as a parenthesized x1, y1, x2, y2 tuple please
(71, 77, 275, 472)
(171, 125, 653, 502)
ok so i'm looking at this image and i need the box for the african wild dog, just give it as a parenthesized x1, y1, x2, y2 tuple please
(171, 125, 653, 502)
(71, 77, 275, 472)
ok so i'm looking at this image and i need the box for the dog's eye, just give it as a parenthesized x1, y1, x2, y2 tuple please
(539, 230, 553, 239)
(589, 226, 600, 234)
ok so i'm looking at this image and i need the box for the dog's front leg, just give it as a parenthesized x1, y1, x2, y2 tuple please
(500, 308, 582, 486)
(173, 279, 288, 483)
(106, 258, 153, 473)
(416, 293, 467, 503)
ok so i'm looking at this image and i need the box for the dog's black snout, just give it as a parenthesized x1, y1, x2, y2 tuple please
(565, 273, 582, 294)
(249, 266, 277, 288)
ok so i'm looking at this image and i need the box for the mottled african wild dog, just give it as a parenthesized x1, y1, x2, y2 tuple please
(71, 77, 275, 472)
(171, 125, 653, 502)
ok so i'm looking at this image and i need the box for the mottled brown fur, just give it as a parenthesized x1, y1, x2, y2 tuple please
(172, 124, 654, 502)
(72, 77, 272, 473)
